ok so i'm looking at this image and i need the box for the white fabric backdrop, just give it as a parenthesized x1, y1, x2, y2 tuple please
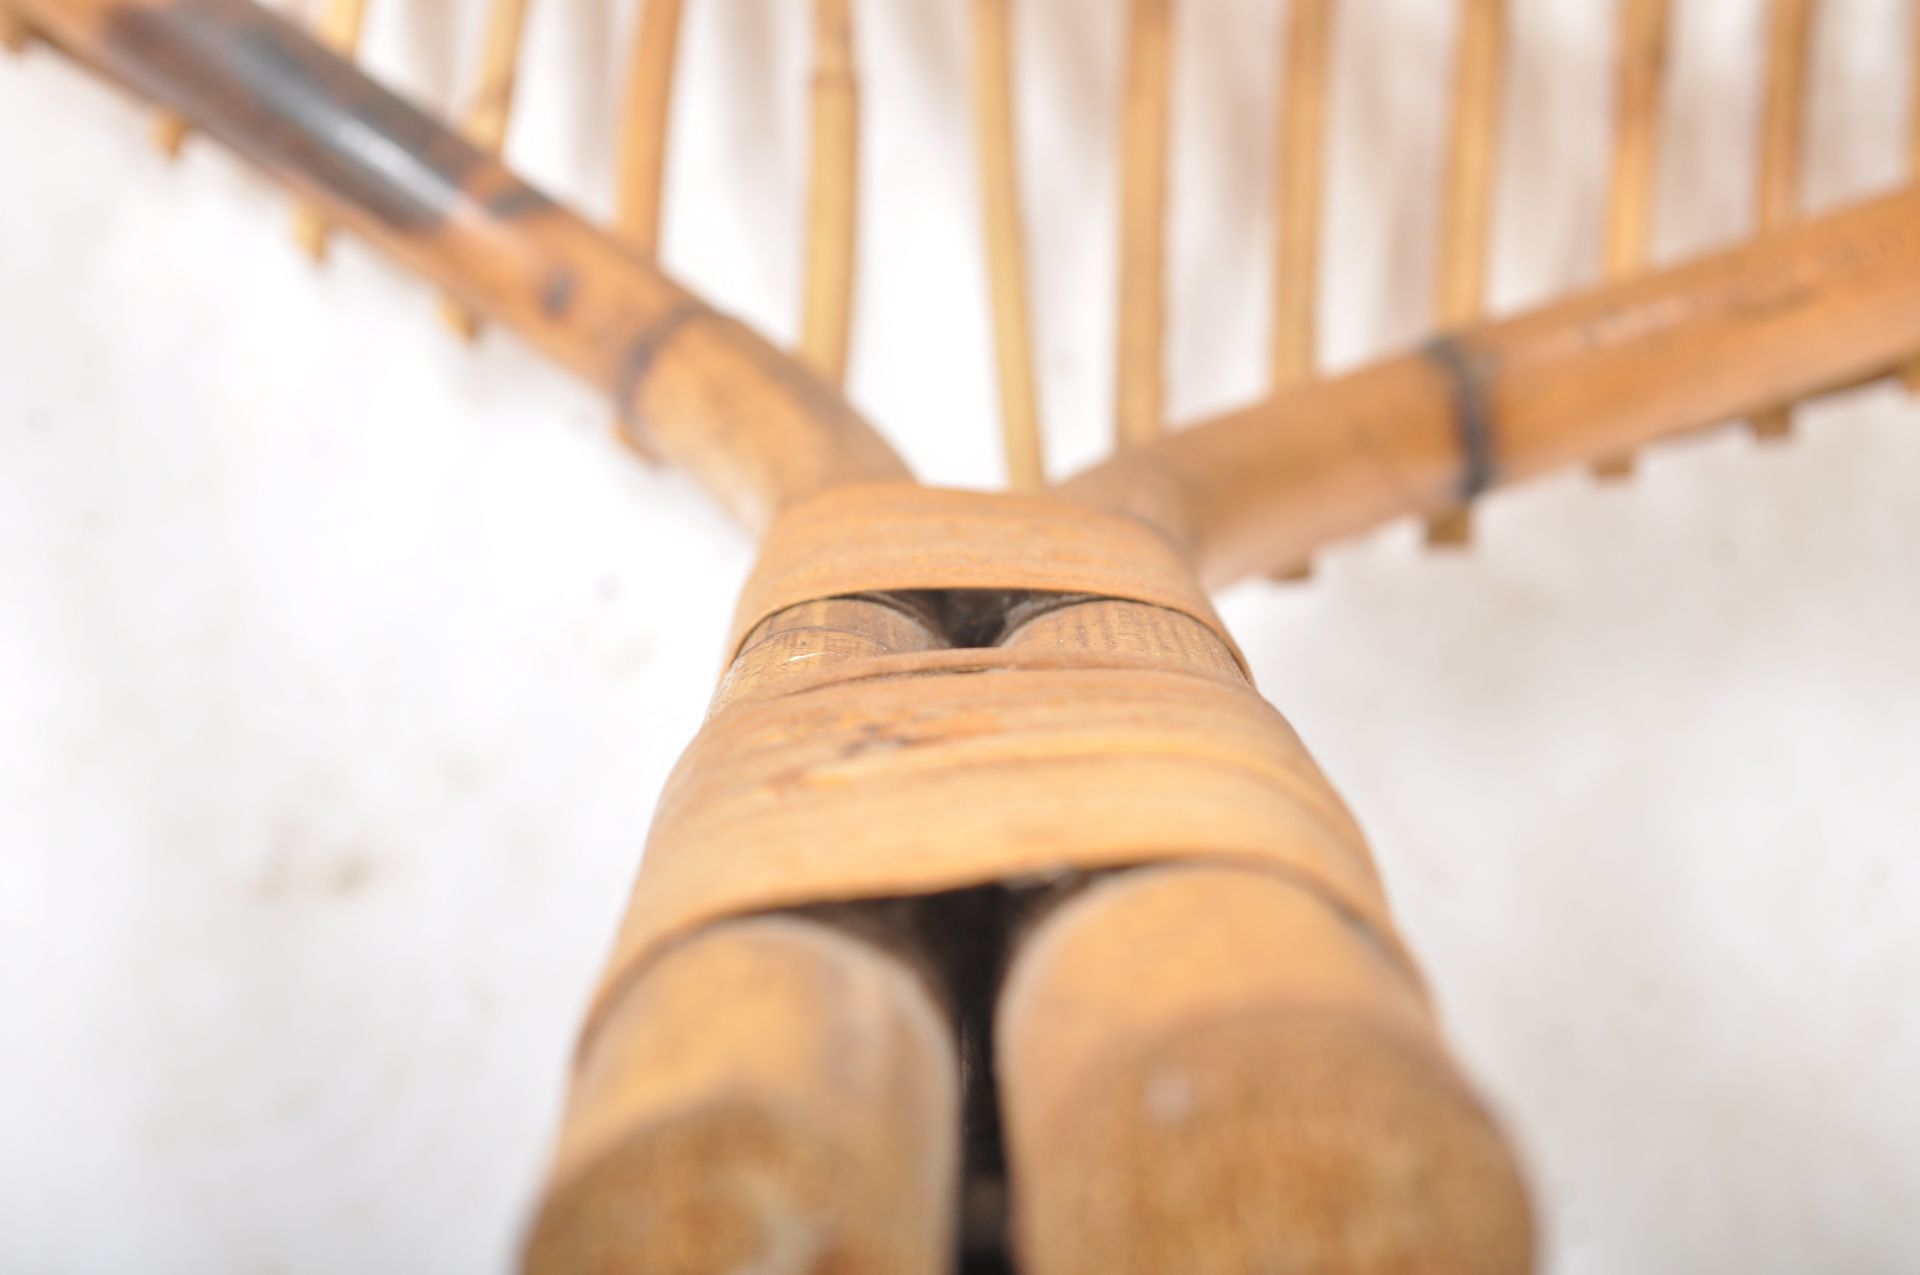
(2, 1, 1917, 1270)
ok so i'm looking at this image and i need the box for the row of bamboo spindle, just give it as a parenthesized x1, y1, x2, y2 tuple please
(11, 3, 1904, 514)
(5, 0, 1900, 541)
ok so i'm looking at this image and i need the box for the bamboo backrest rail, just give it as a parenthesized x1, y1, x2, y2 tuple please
(8, 0, 1918, 1271)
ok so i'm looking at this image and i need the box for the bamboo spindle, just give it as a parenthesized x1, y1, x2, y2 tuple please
(19, 0, 909, 529)
(1593, 0, 1670, 479)
(974, 0, 1047, 490)
(1425, 0, 1506, 546)
(1265, 0, 1334, 581)
(1114, 0, 1173, 447)
(1062, 183, 1920, 589)
(613, 0, 685, 257)
(799, 0, 859, 388)
(291, 0, 369, 263)
(440, 0, 535, 341)
(999, 864, 1532, 1275)
(1270, 0, 1331, 387)
(1750, 0, 1815, 441)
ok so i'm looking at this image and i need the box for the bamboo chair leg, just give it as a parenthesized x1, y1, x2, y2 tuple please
(1750, 0, 1816, 442)
(1114, 0, 1173, 448)
(524, 913, 960, 1275)
(974, 0, 1047, 491)
(1427, 0, 1505, 547)
(1593, 0, 1670, 480)
(292, 0, 369, 263)
(1268, 0, 1334, 581)
(997, 864, 1533, 1275)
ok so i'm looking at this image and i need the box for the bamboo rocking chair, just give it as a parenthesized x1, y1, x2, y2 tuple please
(7, 0, 1916, 1270)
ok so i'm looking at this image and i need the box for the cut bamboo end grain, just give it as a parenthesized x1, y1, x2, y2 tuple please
(438, 296, 482, 343)
(1, 6, 30, 52)
(151, 111, 190, 158)
(998, 865, 1533, 1275)
(524, 914, 960, 1275)
(1426, 504, 1475, 547)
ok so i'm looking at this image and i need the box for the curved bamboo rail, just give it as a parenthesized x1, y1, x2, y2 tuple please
(16, 0, 910, 531)
(1063, 183, 1920, 587)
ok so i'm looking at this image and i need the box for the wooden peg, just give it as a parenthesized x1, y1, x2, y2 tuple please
(1750, 0, 1816, 442)
(974, 0, 1047, 490)
(1593, 0, 1670, 480)
(1426, 0, 1506, 544)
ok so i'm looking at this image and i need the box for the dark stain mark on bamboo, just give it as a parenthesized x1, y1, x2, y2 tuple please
(610, 298, 712, 424)
(101, 0, 486, 232)
(540, 268, 577, 319)
(1423, 335, 1497, 502)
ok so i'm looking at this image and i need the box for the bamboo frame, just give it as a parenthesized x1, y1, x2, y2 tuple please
(15, 0, 1920, 1266)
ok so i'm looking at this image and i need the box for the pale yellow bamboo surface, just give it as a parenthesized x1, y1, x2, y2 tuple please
(440, 0, 535, 339)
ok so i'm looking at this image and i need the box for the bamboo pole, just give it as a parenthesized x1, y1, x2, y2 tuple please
(1060, 183, 1920, 588)
(439, 0, 535, 340)
(290, 0, 368, 263)
(974, 0, 1047, 490)
(1594, 0, 1670, 479)
(20, 0, 909, 529)
(524, 913, 960, 1274)
(799, 0, 859, 388)
(999, 864, 1531, 1275)
(1426, 0, 1505, 546)
(1270, 0, 1331, 387)
(613, 0, 685, 257)
(1114, 0, 1173, 448)
(1749, 0, 1815, 441)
